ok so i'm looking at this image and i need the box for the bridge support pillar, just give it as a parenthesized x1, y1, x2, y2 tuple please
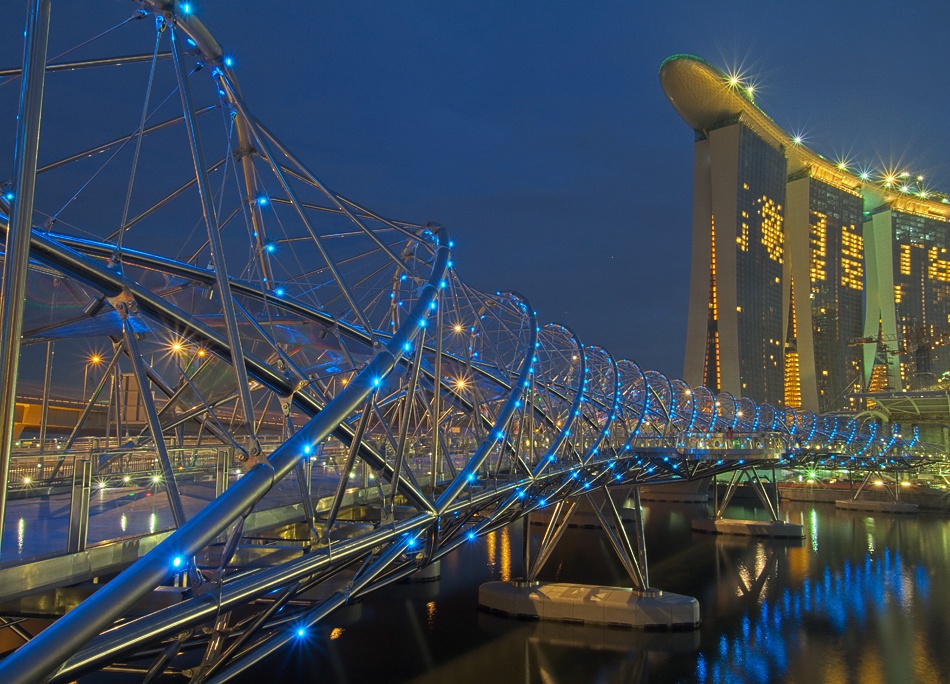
(482, 488, 699, 630)
(834, 469, 918, 514)
(478, 488, 700, 629)
(714, 466, 780, 520)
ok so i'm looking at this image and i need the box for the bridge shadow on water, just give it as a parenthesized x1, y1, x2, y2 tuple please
(191, 499, 950, 684)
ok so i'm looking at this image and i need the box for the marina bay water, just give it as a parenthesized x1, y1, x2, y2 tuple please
(248, 499, 950, 684)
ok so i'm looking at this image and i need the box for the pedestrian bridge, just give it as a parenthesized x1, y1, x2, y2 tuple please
(0, 2, 943, 682)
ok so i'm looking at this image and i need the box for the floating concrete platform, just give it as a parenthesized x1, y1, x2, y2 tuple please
(691, 517, 804, 538)
(478, 581, 699, 630)
(835, 500, 919, 514)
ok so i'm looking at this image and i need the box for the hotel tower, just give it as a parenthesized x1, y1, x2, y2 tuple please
(660, 54, 950, 412)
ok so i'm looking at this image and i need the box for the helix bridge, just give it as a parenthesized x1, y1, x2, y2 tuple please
(0, 2, 939, 681)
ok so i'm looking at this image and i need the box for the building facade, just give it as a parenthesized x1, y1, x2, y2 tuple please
(685, 121, 787, 405)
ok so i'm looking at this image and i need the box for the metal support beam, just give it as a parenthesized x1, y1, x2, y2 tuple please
(851, 469, 875, 501)
(0, 0, 51, 558)
(431, 295, 443, 494)
(715, 469, 742, 518)
(39, 340, 54, 446)
(205, 537, 414, 682)
(121, 307, 186, 527)
(744, 468, 779, 521)
(626, 487, 650, 589)
(282, 399, 317, 540)
(170, 25, 260, 462)
(388, 329, 426, 514)
(191, 582, 300, 683)
(587, 492, 646, 590)
(323, 401, 372, 540)
(527, 499, 578, 581)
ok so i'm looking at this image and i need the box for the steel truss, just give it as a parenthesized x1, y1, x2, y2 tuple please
(0, 2, 940, 681)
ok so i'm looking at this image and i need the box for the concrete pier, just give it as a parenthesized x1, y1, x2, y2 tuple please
(834, 500, 918, 514)
(478, 581, 700, 630)
(691, 517, 804, 538)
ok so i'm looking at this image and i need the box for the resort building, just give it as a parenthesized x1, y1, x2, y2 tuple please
(661, 54, 950, 411)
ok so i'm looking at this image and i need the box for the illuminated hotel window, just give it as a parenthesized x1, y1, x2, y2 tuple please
(810, 212, 827, 282)
(840, 225, 863, 290)
(900, 244, 912, 275)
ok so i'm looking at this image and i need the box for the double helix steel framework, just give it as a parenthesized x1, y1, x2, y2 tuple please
(0, 2, 938, 681)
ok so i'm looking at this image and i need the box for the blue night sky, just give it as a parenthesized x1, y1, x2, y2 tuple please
(6, 1, 950, 379)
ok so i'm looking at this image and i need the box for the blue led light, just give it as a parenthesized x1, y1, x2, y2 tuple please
(3, 192, 13, 202)
(296, 627, 307, 638)
(539, 498, 547, 507)
(224, 56, 234, 67)
(372, 377, 381, 387)
(466, 531, 476, 542)
(181, 3, 192, 14)
(172, 555, 183, 568)
(274, 287, 285, 297)
(517, 489, 526, 499)
(265, 243, 276, 253)
(258, 196, 269, 206)
(406, 536, 418, 549)
(303, 444, 312, 455)
(419, 319, 426, 327)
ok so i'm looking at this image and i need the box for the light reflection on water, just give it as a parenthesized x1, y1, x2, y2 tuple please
(691, 503, 948, 684)
(484, 528, 514, 582)
(499, 527, 512, 582)
(701, 547, 930, 683)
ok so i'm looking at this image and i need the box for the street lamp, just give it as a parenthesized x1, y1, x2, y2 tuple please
(83, 353, 102, 401)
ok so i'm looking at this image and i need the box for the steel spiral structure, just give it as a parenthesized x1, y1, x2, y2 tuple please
(0, 2, 936, 681)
